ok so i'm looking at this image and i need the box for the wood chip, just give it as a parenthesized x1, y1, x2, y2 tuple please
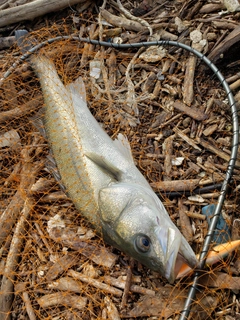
(104, 296, 121, 320)
(48, 276, 83, 292)
(173, 101, 208, 121)
(37, 292, 87, 310)
(45, 253, 79, 281)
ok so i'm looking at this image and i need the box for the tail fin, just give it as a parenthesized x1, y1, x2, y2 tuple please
(15, 29, 37, 53)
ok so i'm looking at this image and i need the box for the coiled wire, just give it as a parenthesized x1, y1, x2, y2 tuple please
(2, 34, 239, 320)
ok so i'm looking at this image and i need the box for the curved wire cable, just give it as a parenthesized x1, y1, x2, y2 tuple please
(1, 35, 239, 319)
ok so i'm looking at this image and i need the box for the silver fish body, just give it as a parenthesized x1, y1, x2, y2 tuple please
(16, 30, 197, 282)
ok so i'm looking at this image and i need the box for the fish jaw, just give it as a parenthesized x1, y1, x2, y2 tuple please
(99, 182, 197, 282)
(154, 224, 197, 282)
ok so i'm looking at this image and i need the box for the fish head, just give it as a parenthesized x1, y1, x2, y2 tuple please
(99, 182, 197, 283)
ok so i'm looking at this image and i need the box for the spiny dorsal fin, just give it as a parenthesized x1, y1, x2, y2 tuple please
(66, 76, 86, 103)
(113, 133, 134, 164)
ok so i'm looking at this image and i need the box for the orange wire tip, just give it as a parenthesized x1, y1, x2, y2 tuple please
(176, 239, 240, 279)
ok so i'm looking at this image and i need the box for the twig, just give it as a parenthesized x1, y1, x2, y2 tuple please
(185, 211, 206, 220)
(0, 197, 35, 320)
(162, 135, 174, 180)
(48, 224, 118, 268)
(116, 0, 152, 36)
(125, 48, 145, 116)
(173, 127, 202, 151)
(0, 36, 15, 49)
(120, 258, 134, 308)
(22, 292, 37, 320)
(103, 276, 155, 296)
(34, 222, 53, 254)
(68, 269, 123, 296)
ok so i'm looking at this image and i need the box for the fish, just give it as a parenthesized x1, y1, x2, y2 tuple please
(15, 30, 197, 283)
(177, 239, 240, 279)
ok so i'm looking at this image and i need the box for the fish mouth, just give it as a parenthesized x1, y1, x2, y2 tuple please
(156, 227, 197, 283)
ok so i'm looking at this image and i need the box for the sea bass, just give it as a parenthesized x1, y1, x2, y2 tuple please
(16, 30, 197, 283)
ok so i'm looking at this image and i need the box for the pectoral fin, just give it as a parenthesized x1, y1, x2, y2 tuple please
(86, 152, 122, 181)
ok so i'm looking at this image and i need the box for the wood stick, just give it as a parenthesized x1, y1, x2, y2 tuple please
(173, 127, 202, 151)
(185, 211, 206, 220)
(183, 53, 197, 106)
(150, 179, 201, 191)
(0, 0, 86, 28)
(68, 270, 123, 297)
(103, 275, 155, 296)
(120, 258, 134, 308)
(0, 197, 35, 320)
(22, 292, 37, 320)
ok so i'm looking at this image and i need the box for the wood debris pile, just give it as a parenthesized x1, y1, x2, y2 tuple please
(0, 0, 240, 319)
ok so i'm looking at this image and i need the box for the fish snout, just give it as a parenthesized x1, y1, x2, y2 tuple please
(156, 226, 196, 283)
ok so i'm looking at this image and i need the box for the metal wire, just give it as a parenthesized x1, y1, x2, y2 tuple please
(2, 33, 239, 319)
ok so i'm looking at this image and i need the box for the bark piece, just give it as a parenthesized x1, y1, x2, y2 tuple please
(208, 25, 240, 64)
(178, 199, 193, 243)
(48, 276, 83, 292)
(0, 0, 86, 28)
(104, 296, 121, 320)
(37, 292, 87, 310)
(173, 101, 208, 121)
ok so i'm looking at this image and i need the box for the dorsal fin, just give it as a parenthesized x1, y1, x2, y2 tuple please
(66, 76, 86, 103)
(113, 133, 134, 163)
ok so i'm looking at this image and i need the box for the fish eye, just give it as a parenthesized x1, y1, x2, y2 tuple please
(135, 235, 151, 253)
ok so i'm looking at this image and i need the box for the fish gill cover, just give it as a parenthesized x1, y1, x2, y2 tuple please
(0, 5, 240, 320)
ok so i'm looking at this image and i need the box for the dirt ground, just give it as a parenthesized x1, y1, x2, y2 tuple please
(0, 0, 240, 319)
